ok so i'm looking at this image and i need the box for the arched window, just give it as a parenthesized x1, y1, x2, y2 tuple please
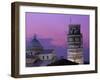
(42, 56, 44, 60)
(47, 56, 49, 60)
(31, 52, 32, 55)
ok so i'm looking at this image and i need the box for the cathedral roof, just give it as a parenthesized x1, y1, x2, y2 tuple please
(41, 49, 54, 54)
(26, 35, 43, 51)
(31, 35, 43, 50)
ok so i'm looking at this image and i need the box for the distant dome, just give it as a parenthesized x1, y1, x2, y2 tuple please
(31, 35, 43, 50)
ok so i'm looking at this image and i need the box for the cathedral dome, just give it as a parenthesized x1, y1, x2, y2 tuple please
(31, 35, 43, 51)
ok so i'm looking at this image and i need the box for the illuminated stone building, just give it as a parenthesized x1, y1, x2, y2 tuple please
(67, 24, 84, 64)
(26, 35, 56, 67)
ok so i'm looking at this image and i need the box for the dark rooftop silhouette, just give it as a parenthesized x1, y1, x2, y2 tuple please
(48, 59, 78, 66)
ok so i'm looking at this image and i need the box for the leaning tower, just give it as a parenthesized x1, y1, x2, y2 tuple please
(67, 24, 84, 64)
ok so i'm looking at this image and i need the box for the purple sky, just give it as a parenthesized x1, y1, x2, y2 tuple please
(26, 12, 89, 62)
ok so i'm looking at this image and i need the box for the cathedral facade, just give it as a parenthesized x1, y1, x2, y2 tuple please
(26, 35, 56, 67)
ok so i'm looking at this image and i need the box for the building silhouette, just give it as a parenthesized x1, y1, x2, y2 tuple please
(67, 24, 84, 64)
(26, 35, 56, 67)
(26, 24, 84, 67)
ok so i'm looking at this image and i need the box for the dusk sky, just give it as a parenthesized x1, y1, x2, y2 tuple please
(25, 12, 89, 62)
